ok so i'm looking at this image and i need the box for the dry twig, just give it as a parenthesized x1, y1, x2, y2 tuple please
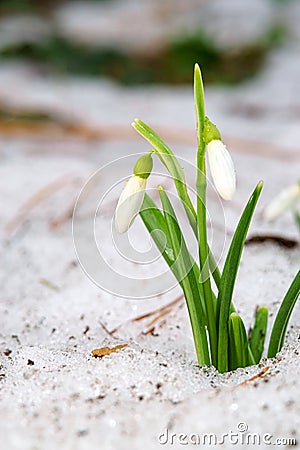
(240, 366, 270, 385)
(109, 294, 184, 336)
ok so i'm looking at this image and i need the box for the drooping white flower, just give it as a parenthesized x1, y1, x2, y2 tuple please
(207, 139, 236, 200)
(115, 175, 147, 233)
(264, 182, 300, 221)
(115, 153, 153, 233)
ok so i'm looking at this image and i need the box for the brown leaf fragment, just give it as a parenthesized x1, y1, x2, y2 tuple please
(91, 344, 128, 358)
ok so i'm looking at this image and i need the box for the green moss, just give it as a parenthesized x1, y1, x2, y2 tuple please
(163, 31, 220, 83)
(0, 24, 286, 85)
(0, 0, 111, 15)
(0, 105, 54, 122)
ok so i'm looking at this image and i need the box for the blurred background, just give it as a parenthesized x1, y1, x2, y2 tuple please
(0, 0, 294, 85)
(0, 0, 299, 154)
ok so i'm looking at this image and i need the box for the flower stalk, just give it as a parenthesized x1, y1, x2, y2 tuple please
(194, 64, 217, 366)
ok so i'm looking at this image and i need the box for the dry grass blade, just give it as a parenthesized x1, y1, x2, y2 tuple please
(145, 307, 174, 328)
(0, 117, 133, 141)
(5, 175, 80, 236)
(142, 309, 173, 335)
(98, 320, 118, 339)
(0, 106, 297, 161)
(240, 366, 270, 385)
(109, 294, 184, 335)
(49, 200, 77, 230)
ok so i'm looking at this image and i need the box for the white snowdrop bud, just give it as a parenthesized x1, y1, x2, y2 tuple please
(115, 153, 153, 233)
(207, 139, 236, 201)
(115, 175, 147, 233)
(264, 182, 300, 221)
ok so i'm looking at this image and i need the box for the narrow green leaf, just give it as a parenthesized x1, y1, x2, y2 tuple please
(249, 306, 268, 363)
(158, 186, 210, 366)
(132, 119, 187, 198)
(228, 313, 249, 371)
(294, 210, 300, 235)
(268, 270, 300, 358)
(140, 194, 175, 266)
(217, 181, 263, 373)
(140, 193, 208, 323)
(248, 346, 256, 366)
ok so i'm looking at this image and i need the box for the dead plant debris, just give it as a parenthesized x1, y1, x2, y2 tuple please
(109, 294, 184, 337)
(245, 235, 298, 249)
(39, 278, 60, 291)
(0, 105, 297, 162)
(91, 344, 128, 359)
(240, 366, 270, 385)
(5, 175, 81, 237)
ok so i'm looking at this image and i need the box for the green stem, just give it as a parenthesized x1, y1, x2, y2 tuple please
(181, 192, 221, 289)
(194, 64, 217, 367)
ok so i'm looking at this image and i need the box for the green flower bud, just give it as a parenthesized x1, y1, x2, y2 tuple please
(204, 117, 221, 144)
(133, 153, 153, 179)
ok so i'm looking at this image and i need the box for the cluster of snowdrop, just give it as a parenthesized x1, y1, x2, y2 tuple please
(114, 64, 300, 373)
(115, 119, 236, 234)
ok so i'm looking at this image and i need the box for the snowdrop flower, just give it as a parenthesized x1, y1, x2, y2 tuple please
(264, 181, 300, 222)
(204, 118, 236, 201)
(115, 153, 153, 233)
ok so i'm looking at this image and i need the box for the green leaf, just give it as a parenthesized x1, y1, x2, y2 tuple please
(140, 194, 175, 266)
(132, 119, 187, 200)
(217, 181, 263, 373)
(140, 193, 208, 323)
(228, 313, 249, 371)
(267, 270, 300, 358)
(158, 186, 210, 366)
(249, 306, 268, 363)
(294, 210, 300, 235)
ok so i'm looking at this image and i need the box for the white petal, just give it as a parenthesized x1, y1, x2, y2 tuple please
(264, 184, 300, 221)
(115, 176, 146, 233)
(207, 140, 236, 200)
